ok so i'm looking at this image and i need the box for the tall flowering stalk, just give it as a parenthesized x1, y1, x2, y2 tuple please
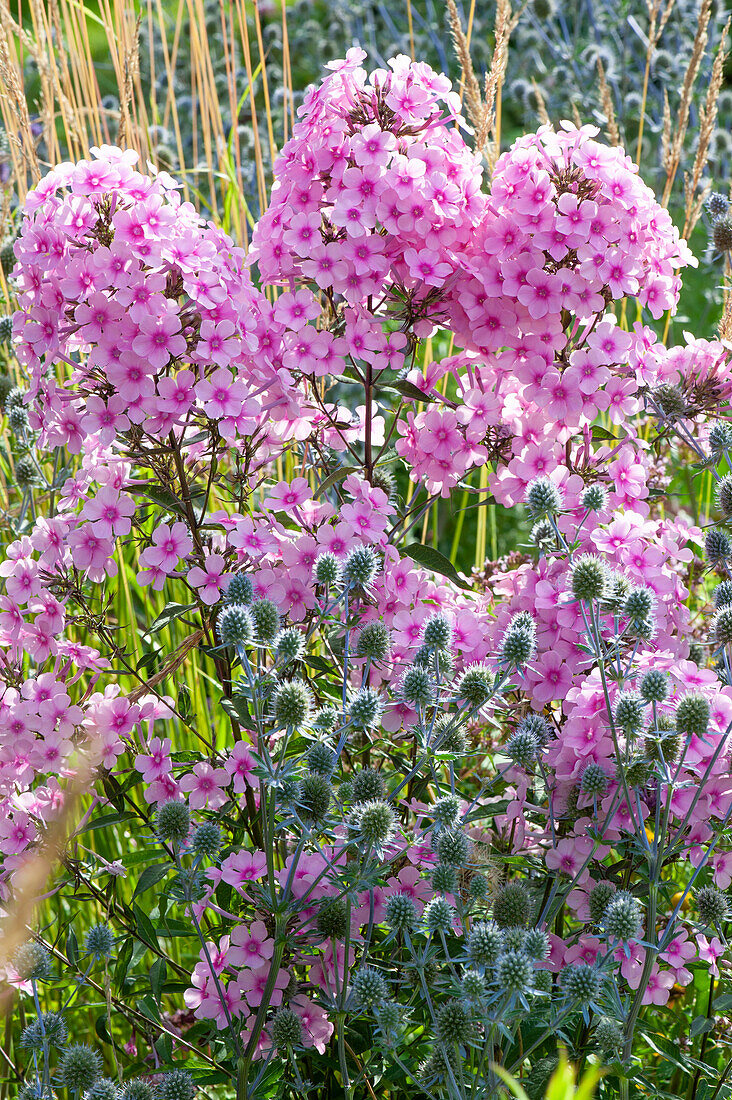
(0, 50, 731, 1100)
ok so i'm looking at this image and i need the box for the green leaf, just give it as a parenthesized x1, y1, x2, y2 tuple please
(146, 602, 197, 637)
(66, 928, 78, 966)
(690, 1015, 715, 1037)
(80, 810, 136, 833)
(488, 1065, 529, 1100)
(132, 903, 160, 949)
(95, 1015, 112, 1045)
(591, 425, 619, 441)
(133, 863, 171, 899)
(404, 543, 473, 591)
(150, 957, 167, 1002)
(384, 378, 436, 403)
(313, 465, 357, 499)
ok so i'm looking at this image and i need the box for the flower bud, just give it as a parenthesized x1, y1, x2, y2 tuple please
(696, 886, 729, 926)
(275, 627, 305, 663)
(581, 484, 607, 511)
(351, 768, 385, 802)
(422, 613, 452, 651)
(589, 881, 616, 923)
(385, 892, 417, 931)
(349, 687, 383, 731)
(191, 822, 221, 857)
(457, 663, 492, 708)
(401, 665, 433, 709)
(640, 669, 668, 702)
(250, 598, 280, 642)
(580, 762, 609, 797)
(436, 1000, 474, 1044)
(435, 829, 470, 867)
(299, 773, 331, 823)
(675, 693, 709, 737)
(307, 742, 335, 776)
(314, 551, 341, 587)
(603, 891, 642, 940)
(705, 529, 731, 565)
(159, 1071, 196, 1100)
(467, 921, 502, 965)
(14, 942, 51, 981)
(424, 896, 455, 934)
(563, 962, 601, 1005)
(342, 545, 379, 589)
(317, 898, 349, 939)
(614, 691, 644, 734)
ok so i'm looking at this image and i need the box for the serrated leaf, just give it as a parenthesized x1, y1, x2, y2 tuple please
(133, 863, 171, 898)
(403, 543, 472, 590)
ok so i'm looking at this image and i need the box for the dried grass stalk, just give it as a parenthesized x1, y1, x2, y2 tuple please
(662, 0, 712, 207)
(682, 16, 730, 238)
(596, 59, 620, 146)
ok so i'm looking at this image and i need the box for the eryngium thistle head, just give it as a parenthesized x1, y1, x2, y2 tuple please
(468, 874, 489, 900)
(270, 1007, 303, 1051)
(385, 892, 417, 930)
(159, 1071, 196, 1100)
(581, 484, 607, 512)
(595, 1017, 623, 1052)
(357, 622, 390, 661)
(518, 713, 551, 745)
(374, 1000, 401, 1034)
(433, 795, 461, 828)
(299, 773, 331, 822)
(524, 929, 550, 960)
(580, 762, 609, 797)
(614, 691, 644, 734)
(414, 644, 454, 678)
(307, 741, 335, 775)
(493, 882, 532, 928)
(603, 891, 642, 940)
(571, 555, 607, 602)
(85, 923, 114, 958)
(351, 768, 385, 802)
(5, 386, 24, 413)
(15, 457, 36, 489)
(8, 405, 28, 434)
(718, 474, 732, 521)
(84, 1078, 117, 1100)
(589, 881, 616, 923)
(351, 966, 388, 1008)
(709, 423, 732, 453)
(715, 581, 732, 608)
(314, 551, 341, 587)
(712, 214, 732, 253)
(250, 598, 280, 642)
(349, 687, 383, 730)
(342, 545, 379, 589)
(495, 949, 533, 994)
(457, 663, 492, 707)
(217, 603, 253, 646)
(533, 969, 553, 994)
(563, 962, 601, 1004)
(708, 192, 729, 217)
(0, 316, 12, 343)
(435, 718, 468, 755)
(696, 886, 730, 925)
(624, 586, 654, 621)
(351, 799, 396, 849)
(224, 573, 253, 604)
(500, 615, 536, 666)
(526, 476, 562, 517)
(640, 669, 668, 702)
(506, 729, 538, 767)
(20, 1012, 67, 1049)
(401, 665, 433, 709)
(14, 941, 51, 981)
(0, 374, 12, 406)
(501, 927, 526, 952)
(432, 864, 458, 893)
(713, 605, 732, 643)
(191, 822, 222, 858)
(435, 829, 470, 867)
(675, 693, 709, 736)
(467, 921, 502, 965)
(435, 999, 474, 1044)
(531, 518, 554, 547)
(313, 706, 338, 734)
(462, 969, 485, 1000)
(422, 613, 452, 651)
(274, 680, 312, 729)
(275, 626, 305, 664)
(0, 241, 15, 275)
(653, 383, 686, 419)
(58, 1045, 102, 1092)
(317, 898, 348, 939)
(118, 1081, 154, 1100)
(156, 799, 190, 844)
(424, 896, 455, 933)
(705, 529, 732, 564)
